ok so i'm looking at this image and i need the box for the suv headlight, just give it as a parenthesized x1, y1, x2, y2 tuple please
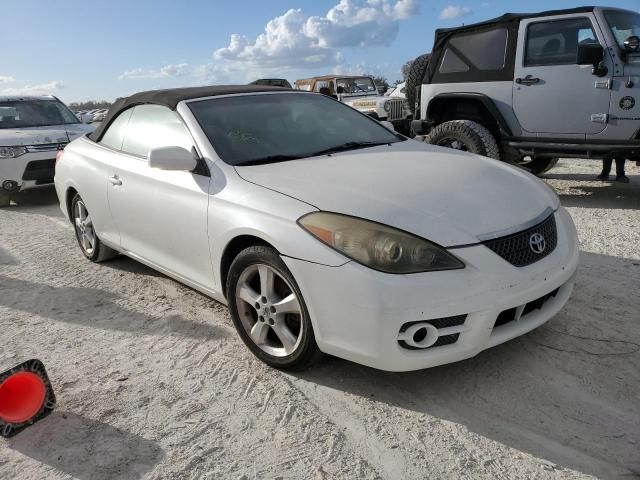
(298, 212, 464, 274)
(383, 101, 391, 112)
(0, 146, 27, 158)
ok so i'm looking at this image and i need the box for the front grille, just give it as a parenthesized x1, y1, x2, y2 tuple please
(22, 159, 55, 182)
(387, 99, 404, 121)
(25, 143, 67, 153)
(494, 288, 560, 328)
(483, 214, 557, 267)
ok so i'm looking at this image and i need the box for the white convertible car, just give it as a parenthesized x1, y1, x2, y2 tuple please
(54, 85, 579, 372)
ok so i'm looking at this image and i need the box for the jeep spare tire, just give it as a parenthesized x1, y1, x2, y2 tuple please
(405, 53, 430, 116)
(425, 120, 501, 160)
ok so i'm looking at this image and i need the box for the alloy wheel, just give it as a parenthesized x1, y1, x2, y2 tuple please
(74, 200, 96, 256)
(235, 264, 303, 357)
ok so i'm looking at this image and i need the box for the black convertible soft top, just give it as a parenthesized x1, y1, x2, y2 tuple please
(90, 84, 291, 142)
(424, 6, 599, 84)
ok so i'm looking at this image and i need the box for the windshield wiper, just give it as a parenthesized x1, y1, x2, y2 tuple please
(307, 141, 392, 157)
(234, 141, 394, 166)
(235, 154, 304, 166)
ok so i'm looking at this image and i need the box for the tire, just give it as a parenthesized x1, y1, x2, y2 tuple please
(425, 120, 501, 160)
(519, 157, 559, 176)
(71, 193, 118, 262)
(226, 245, 322, 371)
(0, 191, 11, 208)
(405, 53, 431, 116)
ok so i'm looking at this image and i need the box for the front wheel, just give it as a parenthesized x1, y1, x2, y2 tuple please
(226, 246, 321, 371)
(71, 194, 118, 262)
(425, 120, 501, 160)
(0, 191, 11, 208)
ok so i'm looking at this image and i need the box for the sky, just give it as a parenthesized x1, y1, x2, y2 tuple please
(1, 0, 638, 103)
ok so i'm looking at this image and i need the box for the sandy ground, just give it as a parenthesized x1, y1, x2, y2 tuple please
(0, 158, 639, 480)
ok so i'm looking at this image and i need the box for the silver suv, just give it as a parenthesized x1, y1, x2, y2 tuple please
(407, 6, 640, 175)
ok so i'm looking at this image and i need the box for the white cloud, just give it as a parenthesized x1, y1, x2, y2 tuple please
(440, 5, 472, 20)
(214, 0, 418, 71)
(0, 75, 14, 84)
(1, 81, 64, 96)
(119, 63, 190, 80)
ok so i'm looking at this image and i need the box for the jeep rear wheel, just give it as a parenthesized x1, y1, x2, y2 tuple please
(514, 157, 559, 176)
(425, 120, 500, 160)
(405, 53, 430, 117)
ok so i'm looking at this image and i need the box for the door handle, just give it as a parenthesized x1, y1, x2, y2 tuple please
(108, 175, 122, 186)
(515, 75, 540, 86)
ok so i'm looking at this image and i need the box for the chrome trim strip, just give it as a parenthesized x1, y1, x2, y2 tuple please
(476, 206, 555, 242)
(25, 143, 67, 153)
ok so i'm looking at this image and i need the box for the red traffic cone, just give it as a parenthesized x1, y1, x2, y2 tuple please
(0, 359, 56, 437)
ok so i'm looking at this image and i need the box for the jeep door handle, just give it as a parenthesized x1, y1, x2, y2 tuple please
(108, 175, 122, 186)
(515, 75, 540, 86)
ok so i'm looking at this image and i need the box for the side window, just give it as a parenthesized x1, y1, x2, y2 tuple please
(121, 105, 194, 158)
(440, 28, 508, 74)
(525, 18, 598, 67)
(313, 81, 331, 93)
(100, 108, 133, 150)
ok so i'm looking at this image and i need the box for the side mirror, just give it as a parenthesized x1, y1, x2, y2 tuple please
(148, 146, 198, 171)
(624, 35, 640, 53)
(380, 120, 395, 132)
(577, 43, 604, 65)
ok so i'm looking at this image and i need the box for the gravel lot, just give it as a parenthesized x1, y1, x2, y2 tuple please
(0, 158, 639, 480)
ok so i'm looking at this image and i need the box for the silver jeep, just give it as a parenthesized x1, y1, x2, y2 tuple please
(407, 6, 640, 175)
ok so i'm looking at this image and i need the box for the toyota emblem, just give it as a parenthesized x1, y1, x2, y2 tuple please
(529, 233, 546, 254)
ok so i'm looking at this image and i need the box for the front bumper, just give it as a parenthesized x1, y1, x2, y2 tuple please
(283, 207, 579, 372)
(0, 152, 57, 192)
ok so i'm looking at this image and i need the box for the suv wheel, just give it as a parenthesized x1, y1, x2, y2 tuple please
(425, 120, 500, 160)
(514, 157, 558, 176)
(0, 191, 11, 208)
(227, 246, 322, 371)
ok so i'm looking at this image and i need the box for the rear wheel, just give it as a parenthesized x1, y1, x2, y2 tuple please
(226, 246, 321, 371)
(71, 194, 118, 262)
(425, 120, 501, 160)
(513, 157, 559, 176)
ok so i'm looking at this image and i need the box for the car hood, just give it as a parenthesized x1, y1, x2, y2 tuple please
(235, 140, 559, 247)
(0, 123, 94, 146)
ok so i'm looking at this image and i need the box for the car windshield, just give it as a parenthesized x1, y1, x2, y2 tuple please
(0, 99, 79, 129)
(189, 93, 403, 166)
(336, 77, 378, 95)
(604, 10, 640, 50)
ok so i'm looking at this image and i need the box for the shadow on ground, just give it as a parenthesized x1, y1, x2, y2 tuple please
(293, 251, 640, 479)
(544, 173, 640, 210)
(9, 411, 164, 480)
(0, 275, 228, 341)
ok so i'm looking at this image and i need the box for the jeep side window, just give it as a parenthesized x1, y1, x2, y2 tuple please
(439, 28, 508, 74)
(525, 18, 598, 67)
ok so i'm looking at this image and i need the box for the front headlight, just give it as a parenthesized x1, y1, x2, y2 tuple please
(383, 101, 391, 112)
(0, 146, 27, 158)
(298, 212, 465, 274)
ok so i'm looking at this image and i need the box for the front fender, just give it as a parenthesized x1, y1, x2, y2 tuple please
(207, 177, 349, 288)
